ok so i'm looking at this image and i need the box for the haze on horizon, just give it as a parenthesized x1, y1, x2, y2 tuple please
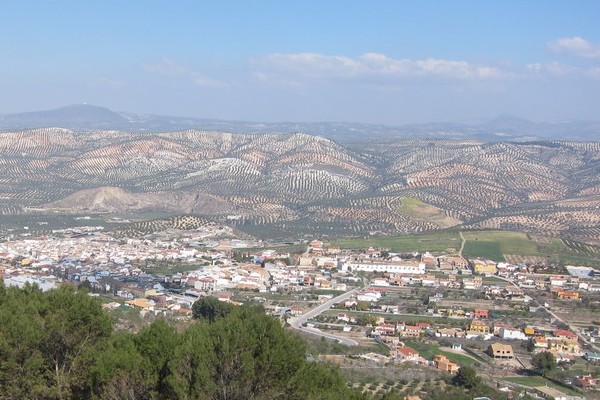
(1, 1, 599, 126)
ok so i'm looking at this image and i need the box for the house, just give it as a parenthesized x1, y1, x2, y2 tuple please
(336, 313, 356, 323)
(399, 325, 421, 338)
(290, 306, 303, 316)
(395, 346, 420, 362)
(472, 259, 497, 275)
(523, 327, 536, 336)
(549, 275, 568, 287)
(433, 354, 459, 373)
(357, 291, 381, 302)
(374, 323, 396, 336)
(553, 329, 578, 340)
(532, 336, 549, 350)
(498, 326, 528, 340)
(416, 322, 431, 330)
(556, 290, 580, 300)
(487, 343, 514, 359)
(462, 277, 483, 289)
(473, 309, 489, 319)
(435, 328, 465, 338)
(574, 374, 597, 389)
(126, 298, 155, 311)
(547, 338, 580, 355)
(371, 277, 390, 286)
(468, 319, 489, 334)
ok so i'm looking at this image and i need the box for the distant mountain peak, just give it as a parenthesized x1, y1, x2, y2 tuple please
(0, 105, 598, 141)
(1, 104, 128, 130)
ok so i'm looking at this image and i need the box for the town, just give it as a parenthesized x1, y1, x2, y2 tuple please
(1, 223, 600, 400)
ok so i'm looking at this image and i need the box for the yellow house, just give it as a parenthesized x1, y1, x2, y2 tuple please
(524, 327, 536, 336)
(126, 298, 155, 310)
(468, 319, 489, 334)
(472, 259, 497, 275)
(557, 290, 580, 300)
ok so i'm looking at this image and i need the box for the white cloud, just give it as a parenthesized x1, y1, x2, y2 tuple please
(143, 58, 221, 87)
(257, 52, 505, 83)
(526, 61, 579, 77)
(548, 37, 600, 59)
(586, 67, 600, 79)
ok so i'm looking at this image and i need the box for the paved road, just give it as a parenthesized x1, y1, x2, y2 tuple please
(289, 287, 361, 346)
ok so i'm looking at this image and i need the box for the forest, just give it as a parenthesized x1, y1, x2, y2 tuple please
(0, 284, 361, 400)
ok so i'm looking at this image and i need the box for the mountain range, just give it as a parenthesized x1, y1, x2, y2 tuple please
(0, 121, 598, 245)
(1, 104, 600, 142)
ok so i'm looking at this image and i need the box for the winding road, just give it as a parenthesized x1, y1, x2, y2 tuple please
(289, 287, 361, 346)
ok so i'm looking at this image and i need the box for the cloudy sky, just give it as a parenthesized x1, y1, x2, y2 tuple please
(1, 1, 599, 124)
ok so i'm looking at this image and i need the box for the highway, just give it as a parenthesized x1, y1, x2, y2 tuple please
(289, 287, 361, 346)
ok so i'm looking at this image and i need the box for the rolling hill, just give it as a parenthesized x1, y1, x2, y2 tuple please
(0, 127, 598, 244)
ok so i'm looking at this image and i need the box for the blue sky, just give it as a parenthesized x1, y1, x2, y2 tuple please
(1, 1, 599, 124)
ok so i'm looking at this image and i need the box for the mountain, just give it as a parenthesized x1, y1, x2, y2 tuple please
(1, 105, 599, 141)
(0, 104, 129, 130)
(0, 127, 599, 244)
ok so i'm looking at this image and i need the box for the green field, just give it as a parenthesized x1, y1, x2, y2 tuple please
(401, 340, 480, 367)
(332, 230, 600, 267)
(462, 230, 600, 266)
(331, 231, 461, 253)
(462, 231, 539, 260)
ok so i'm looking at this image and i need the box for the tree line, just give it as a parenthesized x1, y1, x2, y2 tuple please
(0, 283, 362, 400)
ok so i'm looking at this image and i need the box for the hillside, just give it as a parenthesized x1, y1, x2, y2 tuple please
(0, 128, 599, 244)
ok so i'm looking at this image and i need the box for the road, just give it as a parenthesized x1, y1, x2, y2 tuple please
(289, 287, 361, 346)
(459, 231, 466, 258)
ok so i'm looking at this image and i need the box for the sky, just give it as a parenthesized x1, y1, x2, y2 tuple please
(1, 0, 599, 124)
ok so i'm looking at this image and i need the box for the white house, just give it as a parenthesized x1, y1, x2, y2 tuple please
(357, 291, 381, 302)
(499, 327, 528, 340)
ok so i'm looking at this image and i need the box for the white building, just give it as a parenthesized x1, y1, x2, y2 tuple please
(341, 261, 425, 274)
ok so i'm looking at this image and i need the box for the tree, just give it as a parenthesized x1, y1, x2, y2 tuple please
(0, 284, 113, 399)
(192, 296, 234, 322)
(532, 351, 556, 376)
(0, 283, 366, 400)
(452, 366, 481, 389)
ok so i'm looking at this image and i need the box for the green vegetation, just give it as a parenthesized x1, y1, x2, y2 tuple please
(141, 261, 204, 275)
(300, 332, 389, 356)
(531, 351, 557, 377)
(401, 341, 480, 367)
(0, 283, 363, 400)
(332, 231, 461, 253)
(331, 229, 600, 266)
(191, 295, 234, 322)
(462, 231, 538, 260)
(451, 366, 481, 389)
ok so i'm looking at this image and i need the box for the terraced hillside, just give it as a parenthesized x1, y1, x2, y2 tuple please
(0, 128, 598, 243)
